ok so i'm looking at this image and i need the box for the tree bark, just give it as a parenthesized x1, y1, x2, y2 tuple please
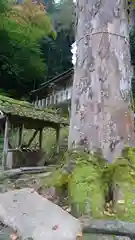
(68, 0, 134, 161)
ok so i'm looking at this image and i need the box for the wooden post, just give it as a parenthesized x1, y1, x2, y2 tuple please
(18, 125, 23, 147)
(2, 117, 9, 170)
(68, 104, 71, 117)
(39, 128, 43, 149)
(56, 126, 60, 154)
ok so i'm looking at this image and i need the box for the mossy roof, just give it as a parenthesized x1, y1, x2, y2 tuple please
(0, 95, 68, 127)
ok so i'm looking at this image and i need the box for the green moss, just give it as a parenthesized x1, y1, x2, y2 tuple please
(68, 162, 104, 218)
(40, 151, 105, 217)
(67, 149, 135, 220)
(109, 147, 135, 222)
(40, 147, 135, 222)
(102, 157, 131, 197)
(123, 183, 135, 221)
(112, 181, 135, 222)
(0, 95, 68, 124)
(42, 168, 71, 188)
(123, 146, 135, 168)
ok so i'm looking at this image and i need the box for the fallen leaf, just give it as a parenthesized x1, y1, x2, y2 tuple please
(103, 211, 115, 216)
(76, 232, 83, 240)
(10, 233, 18, 240)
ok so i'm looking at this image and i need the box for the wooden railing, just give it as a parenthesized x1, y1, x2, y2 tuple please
(82, 219, 135, 239)
(34, 86, 72, 108)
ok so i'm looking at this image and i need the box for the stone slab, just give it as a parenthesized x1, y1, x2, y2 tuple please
(0, 188, 81, 240)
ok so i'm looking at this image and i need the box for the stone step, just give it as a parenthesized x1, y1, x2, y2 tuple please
(0, 188, 82, 240)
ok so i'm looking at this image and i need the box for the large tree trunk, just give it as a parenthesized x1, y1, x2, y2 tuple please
(68, 0, 134, 161)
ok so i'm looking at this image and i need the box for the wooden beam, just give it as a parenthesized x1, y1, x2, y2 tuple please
(7, 147, 39, 152)
(56, 126, 60, 153)
(2, 117, 9, 169)
(0, 166, 53, 179)
(27, 129, 39, 147)
(7, 148, 22, 152)
(39, 128, 43, 149)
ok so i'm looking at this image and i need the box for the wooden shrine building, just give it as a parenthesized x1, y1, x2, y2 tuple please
(0, 95, 68, 170)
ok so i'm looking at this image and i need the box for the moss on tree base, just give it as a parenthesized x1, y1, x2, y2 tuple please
(68, 162, 104, 218)
(41, 147, 135, 222)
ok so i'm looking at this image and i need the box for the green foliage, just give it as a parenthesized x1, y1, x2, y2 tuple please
(52, 0, 75, 34)
(43, 0, 55, 13)
(128, 0, 135, 10)
(0, 0, 53, 99)
(0, 0, 74, 97)
(41, 0, 75, 79)
(130, 30, 135, 66)
(10, 0, 53, 38)
(0, 0, 10, 14)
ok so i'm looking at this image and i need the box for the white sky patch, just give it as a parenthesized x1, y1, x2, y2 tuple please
(71, 41, 77, 65)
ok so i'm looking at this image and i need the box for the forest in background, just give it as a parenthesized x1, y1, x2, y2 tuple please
(1, 0, 135, 103)
(0, 0, 75, 100)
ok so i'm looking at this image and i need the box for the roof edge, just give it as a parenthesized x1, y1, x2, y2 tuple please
(31, 68, 74, 95)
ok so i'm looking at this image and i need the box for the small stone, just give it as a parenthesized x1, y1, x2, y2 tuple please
(66, 207, 71, 213)
(0, 186, 7, 193)
(117, 200, 125, 204)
